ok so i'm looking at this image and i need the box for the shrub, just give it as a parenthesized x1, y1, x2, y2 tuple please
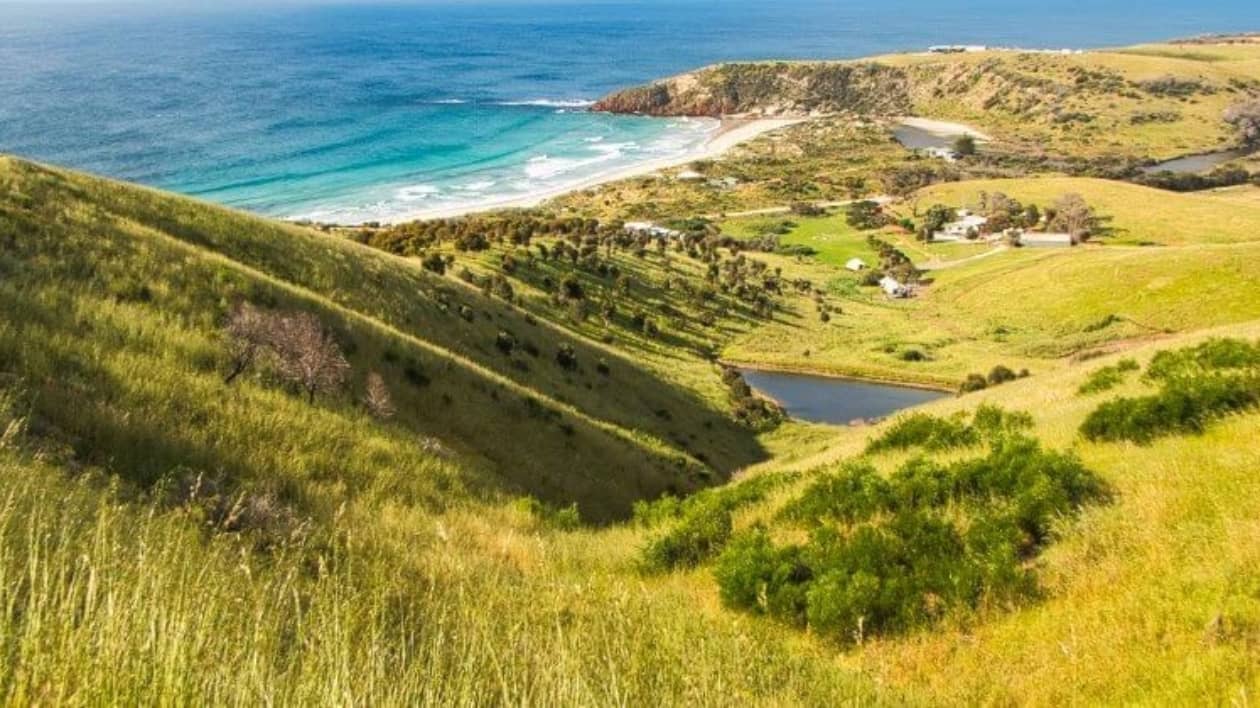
(1145, 338, 1260, 382)
(865, 413, 977, 453)
(845, 201, 889, 230)
(1081, 340, 1260, 444)
(494, 331, 516, 356)
(555, 344, 578, 371)
(959, 374, 988, 393)
(1080, 374, 1260, 444)
(987, 365, 1018, 385)
(515, 498, 583, 531)
(421, 252, 447, 275)
(779, 462, 892, 524)
(1077, 359, 1140, 395)
(726, 436, 1106, 643)
(641, 501, 733, 571)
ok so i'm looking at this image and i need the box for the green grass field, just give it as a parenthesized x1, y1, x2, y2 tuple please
(912, 177, 1260, 245)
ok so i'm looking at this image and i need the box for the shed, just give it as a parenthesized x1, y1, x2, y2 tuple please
(846, 258, 867, 272)
(879, 276, 908, 298)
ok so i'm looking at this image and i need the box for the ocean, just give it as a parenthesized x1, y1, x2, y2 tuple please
(3, 0, 1259, 223)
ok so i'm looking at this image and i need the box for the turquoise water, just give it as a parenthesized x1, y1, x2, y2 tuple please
(3, 1, 1260, 223)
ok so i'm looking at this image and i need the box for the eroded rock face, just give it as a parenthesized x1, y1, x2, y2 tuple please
(592, 62, 913, 118)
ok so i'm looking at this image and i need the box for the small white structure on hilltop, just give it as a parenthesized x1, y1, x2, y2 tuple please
(935, 209, 988, 242)
(624, 221, 683, 239)
(879, 276, 909, 299)
(677, 170, 705, 181)
(846, 258, 867, 272)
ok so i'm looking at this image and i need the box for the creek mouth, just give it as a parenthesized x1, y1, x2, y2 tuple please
(738, 368, 949, 425)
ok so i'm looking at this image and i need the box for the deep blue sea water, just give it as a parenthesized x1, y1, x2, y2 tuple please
(3, 1, 1259, 223)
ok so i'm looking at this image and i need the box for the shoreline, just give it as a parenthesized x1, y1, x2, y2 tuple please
(314, 116, 804, 226)
(724, 360, 958, 393)
(896, 116, 993, 142)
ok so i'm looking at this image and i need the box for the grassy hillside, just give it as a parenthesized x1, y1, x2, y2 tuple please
(3, 148, 1260, 702)
(0, 155, 777, 520)
(596, 41, 1260, 160)
(720, 181, 1260, 386)
(704, 323, 1260, 704)
(5, 37, 1260, 702)
(913, 176, 1260, 245)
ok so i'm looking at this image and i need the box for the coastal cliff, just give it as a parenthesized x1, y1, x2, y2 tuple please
(592, 61, 912, 117)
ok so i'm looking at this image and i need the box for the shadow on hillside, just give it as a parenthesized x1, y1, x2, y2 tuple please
(0, 157, 771, 522)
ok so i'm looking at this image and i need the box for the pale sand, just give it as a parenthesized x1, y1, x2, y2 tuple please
(385, 117, 805, 223)
(897, 116, 993, 142)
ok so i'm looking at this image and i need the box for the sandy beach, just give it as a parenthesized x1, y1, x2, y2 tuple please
(382, 117, 804, 223)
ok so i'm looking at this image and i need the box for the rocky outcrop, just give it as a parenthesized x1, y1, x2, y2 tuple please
(592, 61, 913, 118)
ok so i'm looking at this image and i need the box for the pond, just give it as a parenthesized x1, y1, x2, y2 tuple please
(1141, 149, 1251, 174)
(892, 124, 954, 150)
(739, 368, 949, 425)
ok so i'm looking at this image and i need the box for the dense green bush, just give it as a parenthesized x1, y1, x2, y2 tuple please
(866, 406, 1031, 454)
(1078, 359, 1140, 395)
(1080, 374, 1260, 444)
(1081, 339, 1260, 444)
(637, 473, 797, 571)
(865, 412, 977, 453)
(1144, 338, 1260, 382)
(987, 365, 1018, 385)
(735, 435, 1106, 642)
(640, 500, 734, 571)
(959, 374, 988, 393)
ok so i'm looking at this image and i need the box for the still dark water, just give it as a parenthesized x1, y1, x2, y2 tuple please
(892, 125, 956, 150)
(740, 369, 947, 425)
(1142, 149, 1253, 174)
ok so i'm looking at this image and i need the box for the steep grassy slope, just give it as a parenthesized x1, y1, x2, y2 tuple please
(0, 155, 769, 520)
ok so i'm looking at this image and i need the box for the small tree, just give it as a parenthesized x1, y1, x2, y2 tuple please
(1224, 100, 1260, 146)
(1049, 193, 1097, 241)
(363, 372, 395, 420)
(270, 312, 351, 403)
(223, 302, 271, 384)
(953, 134, 977, 156)
(919, 204, 955, 242)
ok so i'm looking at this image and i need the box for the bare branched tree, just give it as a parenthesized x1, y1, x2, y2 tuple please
(1049, 193, 1097, 241)
(363, 371, 395, 420)
(223, 302, 272, 384)
(1224, 100, 1260, 145)
(269, 312, 351, 403)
